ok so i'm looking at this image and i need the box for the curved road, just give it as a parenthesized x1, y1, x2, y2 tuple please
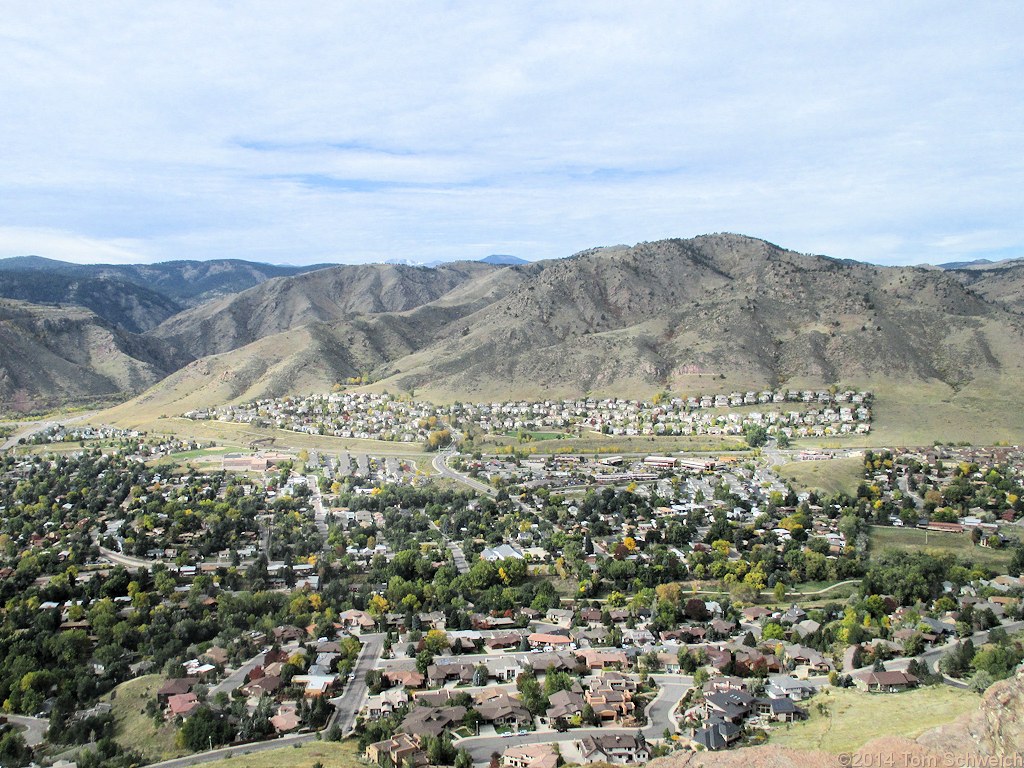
(5, 714, 48, 747)
(457, 679, 691, 762)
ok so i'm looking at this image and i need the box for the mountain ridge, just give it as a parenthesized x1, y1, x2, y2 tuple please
(5, 234, 1024, 431)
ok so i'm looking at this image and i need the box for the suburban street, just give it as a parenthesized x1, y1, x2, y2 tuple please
(432, 449, 494, 497)
(209, 652, 267, 699)
(458, 679, 691, 763)
(330, 632, 385, 736)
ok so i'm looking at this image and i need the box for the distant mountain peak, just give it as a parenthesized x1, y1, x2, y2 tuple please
(479, 254, 528, 265)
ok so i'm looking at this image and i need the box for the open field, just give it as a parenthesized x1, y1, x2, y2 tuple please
(869, 525, 1014, 571)
(479, 433, 749, 456)
(199, 739, 364, 768)
(105, 674, 188, 762)
(777, 457, 865, 496)
(768, 686, 981, 753)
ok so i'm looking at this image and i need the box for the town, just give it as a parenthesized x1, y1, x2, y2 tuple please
(183, 389, 874, 443)
(0, 416, 1021, 768)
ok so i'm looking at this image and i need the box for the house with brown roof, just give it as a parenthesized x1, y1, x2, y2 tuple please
(477, 699, 532, 730)
(577, 649, 628, 671)
(545, 689, 585, 722)
(157, 677, 197, 704)
(270, 702, 302, 733)
(166, 693, 200, 719)
(527, 633, 573, 649)
(400, 706, 466, 740)
(366, 732, 425, 767)
(585, 687, 634, 722)
(385, 669, 426, 688)
(243, 674, 283, 697)
(855, 670, 919, 693)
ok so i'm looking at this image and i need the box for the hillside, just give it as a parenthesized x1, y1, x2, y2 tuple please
(0, 300, 187, 412)
(946, 260, 1024, 315)
(103, 264, 540, 423)
(381, 235, 1024, 400)
(98, 234, 1024, 440)
(0, 270, 182, 332)
(147, 260, 504, 358)
(647, 667, 1024, 768)
(0, 255, 329, 309)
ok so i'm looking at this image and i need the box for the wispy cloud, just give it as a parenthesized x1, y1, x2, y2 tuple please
(0, 2, 1020, 265)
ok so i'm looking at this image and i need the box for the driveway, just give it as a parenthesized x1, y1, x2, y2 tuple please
(5, 714, 47, 747)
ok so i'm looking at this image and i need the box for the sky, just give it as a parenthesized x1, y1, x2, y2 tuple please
(0, 3, 1021, 267)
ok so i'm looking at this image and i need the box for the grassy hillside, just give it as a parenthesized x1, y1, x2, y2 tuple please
(104, 674, 188, 762)
(199, 739, 363, 768)
(768, 686, 981, 753)
(869, 525, 1014, 572)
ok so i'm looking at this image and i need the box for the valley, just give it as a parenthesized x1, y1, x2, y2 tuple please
(2, 237, 1024, 768)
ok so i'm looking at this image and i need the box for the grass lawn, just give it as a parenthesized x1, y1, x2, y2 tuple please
(869, 525, 1014, 572)
(482, 434, 749, 456)
(777, 457, 865, 497)
(769, 686, 981, 753)
(104, 674, 188, 762)
(200, 739, 364, 768)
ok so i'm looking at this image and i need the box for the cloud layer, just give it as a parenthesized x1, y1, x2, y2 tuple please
(1, 2, 1021, 265)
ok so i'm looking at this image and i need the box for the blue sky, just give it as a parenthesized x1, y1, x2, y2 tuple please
(0, 2, 1021, 266)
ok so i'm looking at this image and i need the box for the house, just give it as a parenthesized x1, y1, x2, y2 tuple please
(365, 687, 410, 718)
(703, 690, 754, 723)
(685, 720, 742, 751)
(400, 706, 466, 740)
(577, 649, 628, 670)
(578, 733, 650, 764)
(545, 688, 586, 721)
(166, 693, 200, 719)
(765, 675, 817, 702)
(527, 633, 573, 650)
(754, 697, 807, 722)
(291, 673, 337, 697)
(585, 687, 634, 722)
(270, 703, 302, 733)
(243, 674, 283, 698)
(484, 656, 524, 682)
(622, 628, 655, 645)
(856, 671, 919, 693)
(742, 606, 774, 623)
(486, 634, 523, 651)
(385, 669, 426, 689)
(426, 662, 475, 687)
(339, 609, 376, 632)
(477, 698, 532, 729)
(366, 732, 425, 768)
(503, 743, 559, 768)
(202, 646, 229, 666)
(545, 608, 575, 626)
(594, 671, 637, 692)
(272, 625, 306, 643)
(481, 544, 525, 562)
(157, 677, 197, 704)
